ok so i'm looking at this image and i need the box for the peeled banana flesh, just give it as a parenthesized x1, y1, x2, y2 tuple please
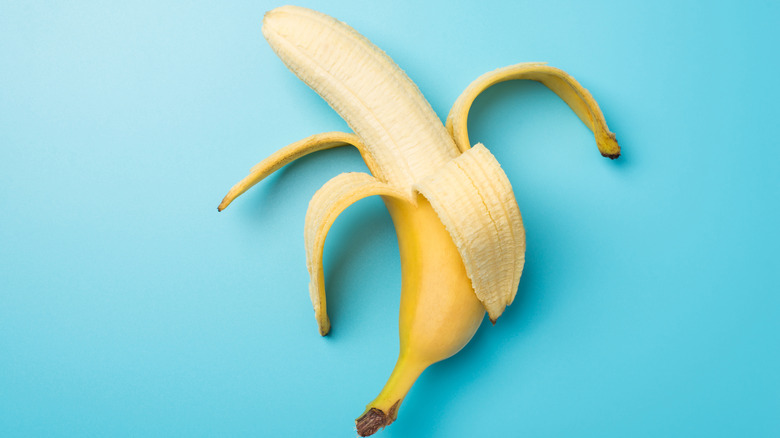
(219, 5, 619, 436)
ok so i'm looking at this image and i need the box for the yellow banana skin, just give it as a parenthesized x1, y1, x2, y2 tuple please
(355, 196, 486, 435)
(219, 5, 620, 436)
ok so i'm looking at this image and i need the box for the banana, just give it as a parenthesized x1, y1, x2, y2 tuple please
(219, 5, 620, 436)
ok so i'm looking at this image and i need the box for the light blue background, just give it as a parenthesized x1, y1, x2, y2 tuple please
(2, 1, 778, 436)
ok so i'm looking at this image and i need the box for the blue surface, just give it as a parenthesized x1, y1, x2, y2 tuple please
(2, 1, 779, 436)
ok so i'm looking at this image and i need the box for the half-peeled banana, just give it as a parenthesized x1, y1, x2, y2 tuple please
(219, 6, 619, 436)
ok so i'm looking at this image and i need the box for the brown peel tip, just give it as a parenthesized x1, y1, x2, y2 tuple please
(597, 131, 620, 160)
(355, 401, 399, 437)
(356, 408, 389, 437)
(217, 198, 230, 212)
(217, 196, 233, 211)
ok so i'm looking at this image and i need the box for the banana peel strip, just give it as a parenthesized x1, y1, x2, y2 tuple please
(415, 144, 525, 322)
(305, 172, 411, 335)
(218, 132, 380, 211)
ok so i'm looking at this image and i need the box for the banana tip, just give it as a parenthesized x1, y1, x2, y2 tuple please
(355, 408, 387, 437)
(217, 197, 232, 212)
(355, 401, 399, 437)
(601, 151, 621, 160)
(318, 318, 331, 336)
(597, 132, 620, 160)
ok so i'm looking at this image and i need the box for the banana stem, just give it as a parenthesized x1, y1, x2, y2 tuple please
(355, 354, 428, 436)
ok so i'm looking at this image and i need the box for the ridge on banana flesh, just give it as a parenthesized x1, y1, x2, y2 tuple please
(219, 5, 620, 436)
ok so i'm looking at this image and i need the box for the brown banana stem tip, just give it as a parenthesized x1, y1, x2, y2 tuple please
(355, 401, 400, 437)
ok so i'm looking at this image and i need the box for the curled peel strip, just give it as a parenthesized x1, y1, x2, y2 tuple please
(304, 172, 411, 335)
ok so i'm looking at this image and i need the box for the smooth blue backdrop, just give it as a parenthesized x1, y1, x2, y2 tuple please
(2, 1, 778, 436)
